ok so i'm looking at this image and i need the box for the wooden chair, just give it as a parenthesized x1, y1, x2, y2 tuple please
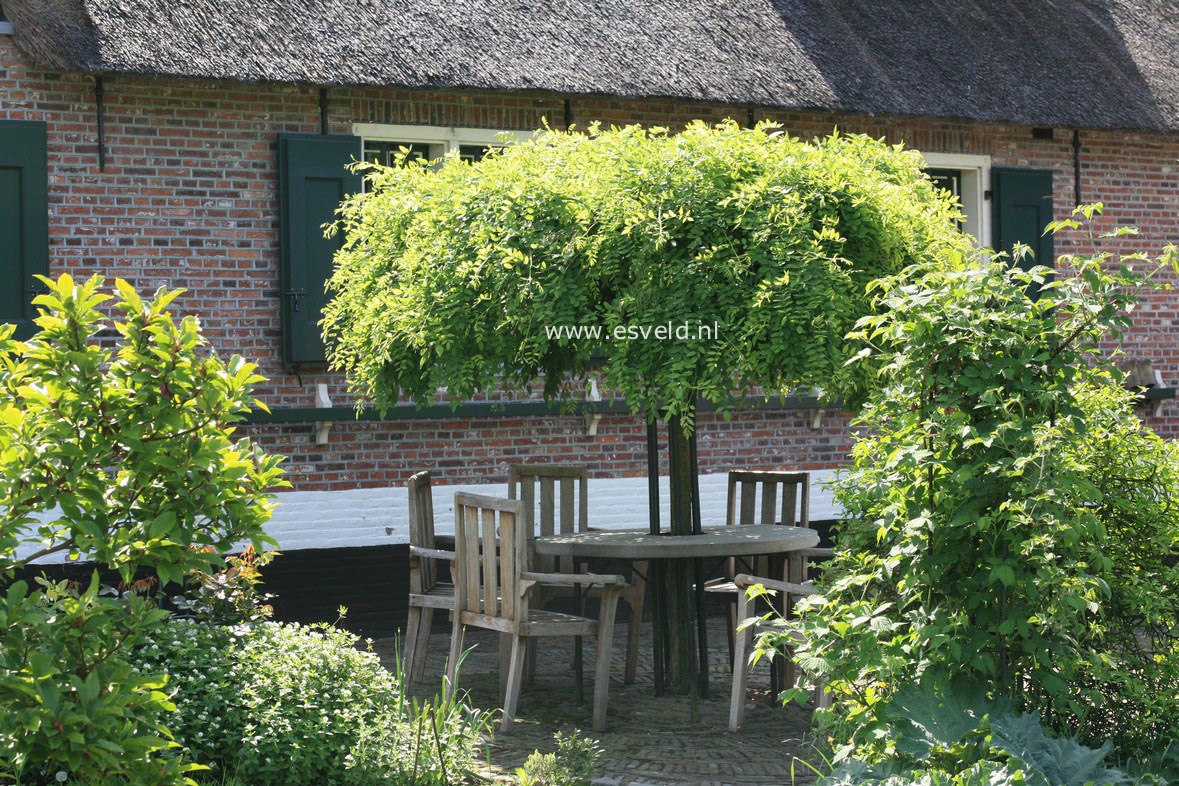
(508, 464, 646, 684)
(703, 471, 813, 662)
(728, 573, 830, 732)
(444, 492, 627, 732)
(402, 471, 456, 684)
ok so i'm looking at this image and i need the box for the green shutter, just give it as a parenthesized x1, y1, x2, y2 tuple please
(992, 168, 1054, 272)
(278, 133, 361, 369)
(0, 120, 49, 338)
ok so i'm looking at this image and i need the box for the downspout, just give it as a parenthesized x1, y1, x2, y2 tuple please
(319, 88, 330, 135)
(1072, 129, 1083, 206)
(94, 76, 106, 171)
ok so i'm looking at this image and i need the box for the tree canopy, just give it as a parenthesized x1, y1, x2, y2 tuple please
(323, 122, 969, 426)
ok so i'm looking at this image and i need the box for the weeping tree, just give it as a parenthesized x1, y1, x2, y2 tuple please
(323, 121, 968, 693)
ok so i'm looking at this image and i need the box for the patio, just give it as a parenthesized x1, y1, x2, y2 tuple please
(375, 610, 823, 786)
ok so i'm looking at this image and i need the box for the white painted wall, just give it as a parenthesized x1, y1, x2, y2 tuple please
(260, 470, 844, 551)
(16, 472, 844, 561)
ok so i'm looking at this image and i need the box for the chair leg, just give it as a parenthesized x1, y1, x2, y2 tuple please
(624, 566, 646, 684)
(781, 649, 797, 691)
(403, 605, 422, 684)
(592, 589, 620, 732)
(729, 591, 753, 732)
(814, 677, 832, 710)
(445, 620, 464, 701)
(500, 634, 527, 733)
(726, 600, 737, 669)
(411, 607, 434, 684)
(498, 633, 513, 701)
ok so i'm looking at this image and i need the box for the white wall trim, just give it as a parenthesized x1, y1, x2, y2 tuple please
(256, 471, 844, 551)
(16, 472, 846, 562)
(0, 21, 14, 35)
(920, 151, 992, 248)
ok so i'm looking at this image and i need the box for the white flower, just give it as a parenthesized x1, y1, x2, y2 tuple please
(55, 772, 68, 783)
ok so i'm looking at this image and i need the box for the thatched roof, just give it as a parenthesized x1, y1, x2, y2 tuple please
(5, 0, 1178, 132)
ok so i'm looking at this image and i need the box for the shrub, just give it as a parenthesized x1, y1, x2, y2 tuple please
(132, 618, 491, 785)
(0, 275, 284, 585)
(515, 731, 602, 786)
(816, 673, 1153, 786)
(0, 275, 284, 784)
(768, 211, 1179, 759)
(0, 577, 196, 785)
(172, 546, 279, 625)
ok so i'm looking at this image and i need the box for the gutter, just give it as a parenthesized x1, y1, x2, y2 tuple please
(242, 393, 836, 425)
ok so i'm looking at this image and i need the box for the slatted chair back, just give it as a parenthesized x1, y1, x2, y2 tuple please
(453, 492, 527, 625)
(726, 471, 810, 528)
(725, 470, 810, 578)
(508, 464, 587, 574)
(408, 471, 443, 593)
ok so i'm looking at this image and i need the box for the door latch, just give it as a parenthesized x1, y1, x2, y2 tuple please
(285, 289, 306, 312)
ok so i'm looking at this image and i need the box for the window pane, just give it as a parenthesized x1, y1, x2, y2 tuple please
(927, 168, 965, 231)
(927, 168, 961, 200)
(362, 141, 431, 167)
(458, 144, 493, 163)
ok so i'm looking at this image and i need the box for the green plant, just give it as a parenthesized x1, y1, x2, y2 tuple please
(768, 209, 1179, 758)
(324, 122, 968, 428)
(0, 576, 199, 785)
(131, 618, 492, 785)
(515, 731, 602, 786)
(0, 274, 285, 584)
(0, 274, 285, 784)
(173, 546, 279, 625)
(817, 673, 1150, 786)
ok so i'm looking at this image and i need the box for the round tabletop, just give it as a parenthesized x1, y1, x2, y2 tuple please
(533, 524, 819, 560)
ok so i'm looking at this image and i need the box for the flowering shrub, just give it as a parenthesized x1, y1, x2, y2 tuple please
(133, 619, 490, 785)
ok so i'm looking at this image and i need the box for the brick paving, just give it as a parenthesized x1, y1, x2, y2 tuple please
(374, 612, 823, 786)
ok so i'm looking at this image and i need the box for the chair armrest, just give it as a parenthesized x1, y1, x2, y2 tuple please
(521, 571, 628, 588)
(799, 547, 834, 559)
(410, 546, 456, 561)
(734, 573, 817, 598)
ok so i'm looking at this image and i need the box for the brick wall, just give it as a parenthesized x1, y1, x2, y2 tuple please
(3, 33, 1179, 526)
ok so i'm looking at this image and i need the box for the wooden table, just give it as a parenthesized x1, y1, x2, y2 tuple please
(535, 524, 818, 560)
(535, 524, 820, 697)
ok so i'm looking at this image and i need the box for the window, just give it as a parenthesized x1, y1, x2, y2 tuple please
(0, 120, 48, 338)
(0, 2, 13, 35)
(920, 152, 991, 246)
(353, 123, 530, 168)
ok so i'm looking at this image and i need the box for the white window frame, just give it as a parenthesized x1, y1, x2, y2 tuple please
(351, 123, 533, 161)
(0, 21, 14, 35)
(920, 152, 991, 247)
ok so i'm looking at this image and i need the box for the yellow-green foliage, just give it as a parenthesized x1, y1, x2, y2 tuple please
(323, 122, 968, 426)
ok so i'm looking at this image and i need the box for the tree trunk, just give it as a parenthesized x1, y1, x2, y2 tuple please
(662, 412, 699, 695)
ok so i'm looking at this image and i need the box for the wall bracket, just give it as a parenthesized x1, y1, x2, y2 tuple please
(585, 378, 603, 436)
(314, 383, 333, 443)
